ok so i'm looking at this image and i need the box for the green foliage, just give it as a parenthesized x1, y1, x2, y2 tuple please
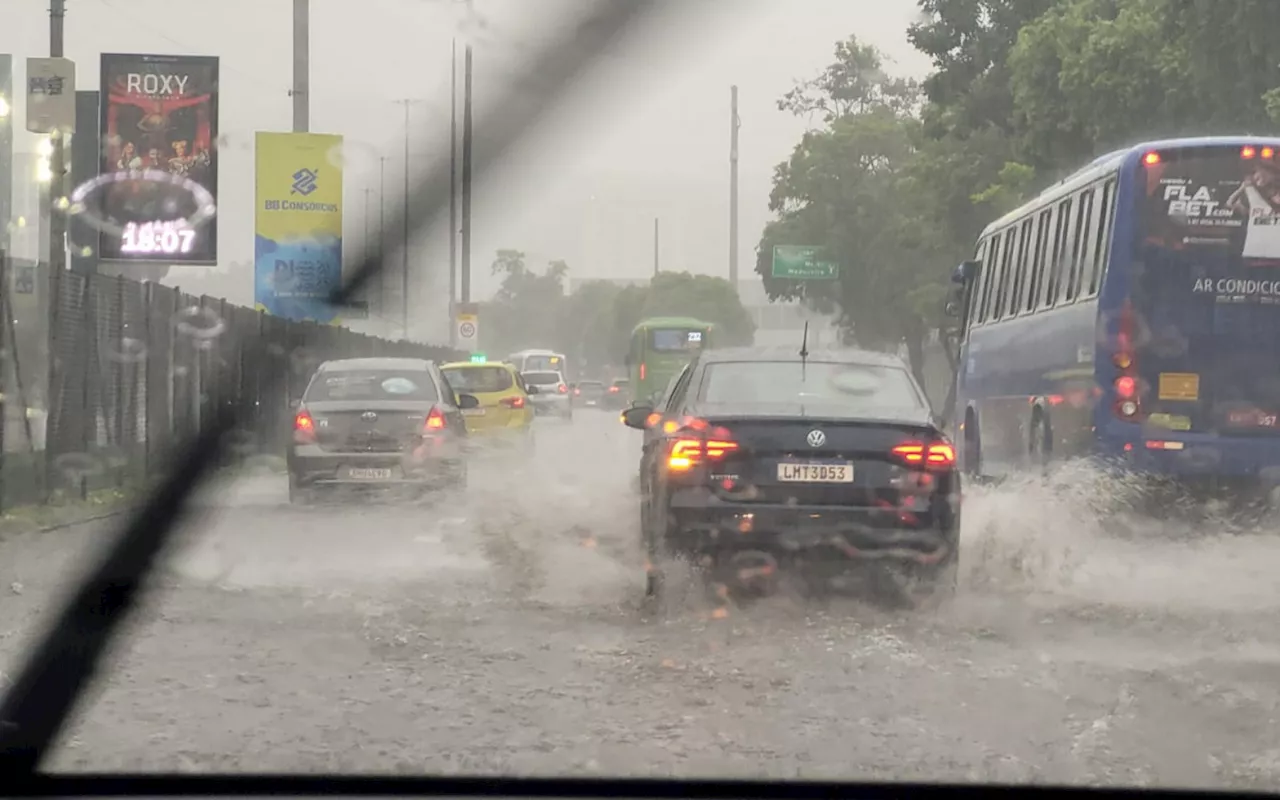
(478, 252, 754, 375)
(758, 2, 1280, 381)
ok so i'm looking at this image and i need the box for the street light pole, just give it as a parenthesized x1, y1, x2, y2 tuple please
(402, 100, 409, 339)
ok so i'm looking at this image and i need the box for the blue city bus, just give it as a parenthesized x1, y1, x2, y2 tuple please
(948, 136, 1280, 492)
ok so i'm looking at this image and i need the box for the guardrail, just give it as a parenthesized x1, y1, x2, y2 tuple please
(0, 258, 463, 510)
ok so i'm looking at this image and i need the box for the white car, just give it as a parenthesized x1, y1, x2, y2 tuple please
(522, 370, 573, 420)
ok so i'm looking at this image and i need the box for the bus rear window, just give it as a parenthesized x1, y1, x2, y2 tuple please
(524, 355, 563, 372)
(650, 329, 704, 352)
(1140, 145, 1280, 267)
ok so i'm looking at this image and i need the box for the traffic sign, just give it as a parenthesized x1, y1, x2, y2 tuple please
(771, 245, 839, 280)
(455, 312, 479, 345)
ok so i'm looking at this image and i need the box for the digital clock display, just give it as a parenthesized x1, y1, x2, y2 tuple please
(120, 220, 198, 255)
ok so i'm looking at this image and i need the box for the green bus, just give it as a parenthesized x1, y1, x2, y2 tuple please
(625, 316, 715, 405)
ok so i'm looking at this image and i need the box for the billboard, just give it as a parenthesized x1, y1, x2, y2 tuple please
(97, 53, 219, 265)
(253, 132, 343, 323)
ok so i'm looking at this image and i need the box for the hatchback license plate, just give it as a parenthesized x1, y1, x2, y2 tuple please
(777, 462, 853, 483)
(346, 467, 394, 480)
(462, 408, 486, 416)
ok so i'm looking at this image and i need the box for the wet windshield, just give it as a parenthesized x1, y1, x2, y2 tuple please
(2, 0, 1278, 792)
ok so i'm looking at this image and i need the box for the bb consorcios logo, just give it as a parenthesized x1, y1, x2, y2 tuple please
(291, 168, 319, 196)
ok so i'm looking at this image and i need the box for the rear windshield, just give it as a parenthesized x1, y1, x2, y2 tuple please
(523, 371, 561, 385)
(443, 366, 513, 393)
(697, 361, 923, 411)
(305, 370, 438, 401)
(523, 355, 564, 372)
(650, 328, 705, 352)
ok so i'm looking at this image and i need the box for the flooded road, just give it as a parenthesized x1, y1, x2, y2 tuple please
(1, 412, 1277, 788)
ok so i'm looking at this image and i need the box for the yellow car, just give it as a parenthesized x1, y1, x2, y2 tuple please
(441, 360, 535, 451)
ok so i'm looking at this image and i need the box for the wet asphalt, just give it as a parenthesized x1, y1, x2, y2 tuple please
(0, 411, 1278, 788)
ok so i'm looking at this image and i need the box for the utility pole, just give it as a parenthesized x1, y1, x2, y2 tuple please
(449, 39, 459, 346)
(401, 100, 410, 338)
(378, 156, 386, 326)
(460, 42, 474, 305)
(729, 85, 740, 291)
(48, 1, 67, 323)
(653, 217, 659, 277)
(291, 0, 309, 132)
(363, 188, 371, 261)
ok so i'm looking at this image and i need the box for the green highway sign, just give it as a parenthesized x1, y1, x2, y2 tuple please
(771, 245, 839, 280)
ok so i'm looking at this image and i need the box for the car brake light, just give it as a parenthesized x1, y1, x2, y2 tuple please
(558, 384, 568, 394)
(608, 386, 619, 393)
(501, 396, 525, 409)
(293, 410, 316, 444)
(667, 438, 739, 470)
(666, 423, 739, 471)
(424, 406, 446, 431)
(891, 441, 955, 469)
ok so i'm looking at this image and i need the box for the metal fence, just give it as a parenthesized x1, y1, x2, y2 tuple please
(1, 262, 461, 510)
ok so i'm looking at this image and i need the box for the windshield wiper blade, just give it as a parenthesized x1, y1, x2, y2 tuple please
(0, 0, 668, 773)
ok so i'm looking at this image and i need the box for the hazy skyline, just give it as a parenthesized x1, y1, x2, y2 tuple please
(3, 0, 929, 341)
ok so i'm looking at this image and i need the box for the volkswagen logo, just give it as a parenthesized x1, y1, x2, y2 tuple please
(806, 429, 826, 448)
(361, 411, 378, 421)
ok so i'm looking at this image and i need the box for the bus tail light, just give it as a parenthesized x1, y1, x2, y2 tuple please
(1112, 300, 1144, 421)
(639, 363, 646, 381)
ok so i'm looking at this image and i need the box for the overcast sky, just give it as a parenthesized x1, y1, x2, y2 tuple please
(3, 0, 930, 341)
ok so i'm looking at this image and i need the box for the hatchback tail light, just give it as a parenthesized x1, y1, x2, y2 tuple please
(293, 409, 316, 444)
(424, 406, 446, 432)
(501, 396, 525, 409)
(891, 441, 956, 469)
(557, 384, 568, 394)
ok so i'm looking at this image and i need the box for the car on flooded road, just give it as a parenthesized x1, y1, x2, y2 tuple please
(441, 360, 536, 454)
(287, 357, 478, 503)
(603, 377, 630, 410)
(522, 370, 573, 421)
(620, 346, 960, 607)
(573, 379, 607, 409)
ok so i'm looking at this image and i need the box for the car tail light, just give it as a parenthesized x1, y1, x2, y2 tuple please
(501, 396, 525, 409)
(293, 409, 316, 444)
(608, 386, 619, 394)
(667, 437, 739, 470)
(666, 419, 739, 470)
(891, 441, 956, 469)
(424, 406, 446, 432)
(558, 384, 568, 394)
(573, 387, 581, 396)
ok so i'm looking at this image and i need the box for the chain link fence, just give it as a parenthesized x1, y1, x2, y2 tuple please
(1, 262, 461, 510)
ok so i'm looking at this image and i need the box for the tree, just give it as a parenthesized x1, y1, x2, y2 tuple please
(757, 36, 952, 383)
(481, 249, 568, 358)
(641, 272, 755, 346)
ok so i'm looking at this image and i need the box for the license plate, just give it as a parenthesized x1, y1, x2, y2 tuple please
(777, 462, 854, 483)
(1228, 409, 1279, 427)
(345, 467, 394, 480)
(462, 408, 486, 416)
